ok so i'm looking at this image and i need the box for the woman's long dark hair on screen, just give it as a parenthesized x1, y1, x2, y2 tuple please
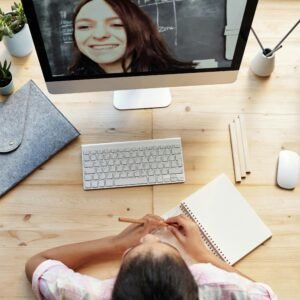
(112, 252, 199, 300)
(69, 0, 195, 75)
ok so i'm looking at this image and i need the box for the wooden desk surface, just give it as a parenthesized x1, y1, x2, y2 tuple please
(0, 0, 299, 298)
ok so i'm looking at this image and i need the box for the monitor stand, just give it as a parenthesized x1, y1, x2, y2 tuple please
(113, 88, 171, 110)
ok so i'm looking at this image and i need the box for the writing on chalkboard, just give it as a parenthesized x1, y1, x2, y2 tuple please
(133, 0, 183, 45)
(159, 26, 176, 33)
(58, 10, 73, 44)
(60, 22, 73, 44)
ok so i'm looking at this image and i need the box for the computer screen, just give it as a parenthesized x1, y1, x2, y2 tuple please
(22, 0, 258, 109)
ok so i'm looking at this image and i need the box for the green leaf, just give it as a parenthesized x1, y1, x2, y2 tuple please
(0, 69, 5, 79)
(0, 60, 12, 80)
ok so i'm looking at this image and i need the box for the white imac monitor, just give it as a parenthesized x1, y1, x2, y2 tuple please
(22, 0, 258, 110)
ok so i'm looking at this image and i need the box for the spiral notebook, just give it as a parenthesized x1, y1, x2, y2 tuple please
(161, 174, 272, 265)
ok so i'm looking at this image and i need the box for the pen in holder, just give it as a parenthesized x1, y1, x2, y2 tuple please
(250, 20, 299, 77)
(250, 48, 275, 77)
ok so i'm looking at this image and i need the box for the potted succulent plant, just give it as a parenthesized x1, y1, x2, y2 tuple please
(0, 59, 13, 95)
(0, 2, 33, 57)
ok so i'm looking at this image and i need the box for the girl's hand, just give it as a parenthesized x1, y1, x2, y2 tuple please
(114, 214, 166, 252)
(166, 214, 209, 261)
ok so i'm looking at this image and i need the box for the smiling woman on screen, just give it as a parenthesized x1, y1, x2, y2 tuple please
(68, 0, 194, 75)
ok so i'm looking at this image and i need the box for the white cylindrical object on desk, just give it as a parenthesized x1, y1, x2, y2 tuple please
(250, 50, 275, 77)
(3, 24, 34, 58)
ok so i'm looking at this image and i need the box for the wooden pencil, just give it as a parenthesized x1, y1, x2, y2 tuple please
(229, 122, 242, 183)
(238, 115, 251, 173)
(118, 217, 145, 225)
(118, 217, 168, 226)
(234, 118, 246, 178)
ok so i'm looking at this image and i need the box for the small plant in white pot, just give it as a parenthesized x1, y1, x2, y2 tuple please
(0, 2, 33, 57)
(0, 60, 13, 95)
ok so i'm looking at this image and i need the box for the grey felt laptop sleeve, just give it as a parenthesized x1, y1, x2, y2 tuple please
(0, 80, 80, 197)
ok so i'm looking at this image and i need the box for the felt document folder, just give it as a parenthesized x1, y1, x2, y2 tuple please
(161, 174, 272, 265)
(0, 80, 80, 197)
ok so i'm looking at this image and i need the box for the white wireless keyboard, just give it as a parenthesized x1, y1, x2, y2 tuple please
(81, 138, 185, 190)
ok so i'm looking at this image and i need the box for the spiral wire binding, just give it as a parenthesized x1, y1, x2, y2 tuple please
(180, 203, 231, 264)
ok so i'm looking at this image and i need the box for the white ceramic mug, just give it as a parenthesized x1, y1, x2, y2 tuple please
(250, 48, 275, 77)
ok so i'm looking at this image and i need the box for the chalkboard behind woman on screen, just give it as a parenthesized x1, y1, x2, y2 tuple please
(68, 0, 195, 75)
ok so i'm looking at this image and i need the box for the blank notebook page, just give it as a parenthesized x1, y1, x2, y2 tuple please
(182, 174, 272, 265)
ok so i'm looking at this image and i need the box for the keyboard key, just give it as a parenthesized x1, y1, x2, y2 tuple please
(148, 169, 154, 176)
(84, 161, 93, 168)
(176, 174, 185, 181)
(171, 161, 177, 167)
(171, 175, 179, 182)
(84, 168, 95, 174)
(169, 167, 182, 174)
(84, 181, 91, 188)
(157, 175, 163, 182)
(115, 177, 148, 186)
(128, 171, 134, 177)
(149, 176, 156, 183)
(163, 175, 171, 182)
(105, 179, 113, 186)
(91, 180, 98, 188)
(85, 174, 92, 181)
(155, 169, 161, 175)
(162, 169, 168, 175)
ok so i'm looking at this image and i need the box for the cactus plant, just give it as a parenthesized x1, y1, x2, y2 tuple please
(0, 60, 12, 87)
(0, 2, 27, 41)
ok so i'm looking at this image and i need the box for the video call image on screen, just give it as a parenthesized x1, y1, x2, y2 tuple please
(31, 0, 247, 77)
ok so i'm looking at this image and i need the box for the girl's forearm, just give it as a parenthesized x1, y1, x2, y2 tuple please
(38, 235, 123, 268)
(25, 235, 124, 282)
(195, 251, 254, 281)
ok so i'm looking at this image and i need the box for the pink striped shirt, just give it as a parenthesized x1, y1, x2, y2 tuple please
(32, 260, 277, 300)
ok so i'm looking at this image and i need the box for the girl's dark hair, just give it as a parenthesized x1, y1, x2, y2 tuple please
(69, 0, 194, 75)
(112, 252, 199, 300)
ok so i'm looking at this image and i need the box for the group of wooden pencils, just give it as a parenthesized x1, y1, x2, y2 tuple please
(229, 115, 251, 182)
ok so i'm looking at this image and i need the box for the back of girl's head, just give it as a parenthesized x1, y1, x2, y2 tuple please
(112, 252, 199, 300)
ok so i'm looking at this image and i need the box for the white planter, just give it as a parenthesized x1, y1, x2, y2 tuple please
(3, 24, 34, 57)
(0, 79, 14, 95)
(250, 50, 275, 77)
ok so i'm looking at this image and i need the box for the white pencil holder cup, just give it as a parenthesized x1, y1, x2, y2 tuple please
(250, 48, 275, 77)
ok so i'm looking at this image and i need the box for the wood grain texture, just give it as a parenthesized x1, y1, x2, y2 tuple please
(0, 0, 300, 299)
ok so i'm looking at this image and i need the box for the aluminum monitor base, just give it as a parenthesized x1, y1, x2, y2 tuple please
(113, 88, 171, 110)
